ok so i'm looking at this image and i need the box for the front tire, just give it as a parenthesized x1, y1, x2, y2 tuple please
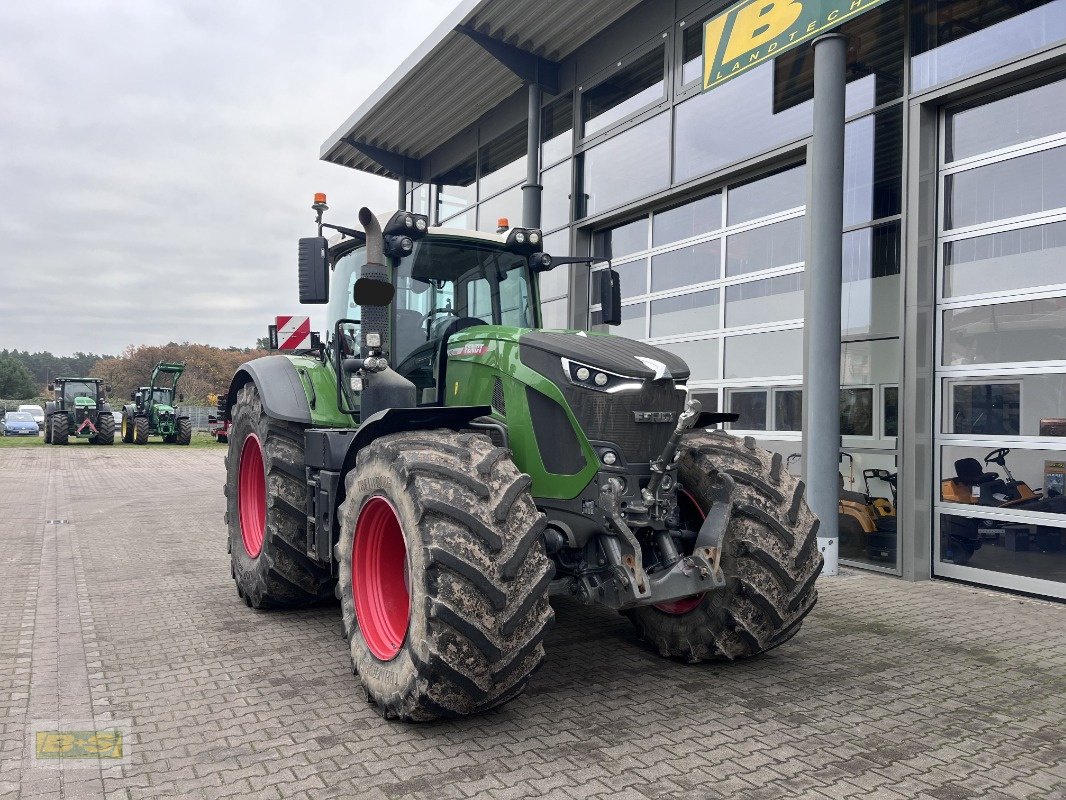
(175, 417, 192, 445)
(625, 430, 822, 662)
(94, 413, 115, 445)
(336, 430, 553, 721)
(224, 383, 333, 608)
(121, 414, 133, 443)
(133, 416, 150, 445)
(51, 413, 68, 445)
(43, 416, 52, 444)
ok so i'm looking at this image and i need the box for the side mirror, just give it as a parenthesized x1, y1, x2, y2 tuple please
(178, 394, 185, 403)
(353, 277, 394, 307)
(298, 237, 329, 304)
(596, 268, 622, 326)
(130, 391, 136, 400)
(105, 384, 112, 392)
(48, 383, 54, 391)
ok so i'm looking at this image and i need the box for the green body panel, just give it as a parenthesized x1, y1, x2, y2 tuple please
(285, 354, 357, 429)
(444, 326, 599, 501)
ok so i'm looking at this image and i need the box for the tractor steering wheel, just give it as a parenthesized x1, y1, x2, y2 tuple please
(985, 447, 1011, 465)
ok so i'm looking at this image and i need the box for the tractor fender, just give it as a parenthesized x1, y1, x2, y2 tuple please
(225, 355, 312, 425)
(303, 405, 493, 476)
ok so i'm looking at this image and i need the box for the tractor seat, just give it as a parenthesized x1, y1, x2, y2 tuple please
(953, 458, 999, 487)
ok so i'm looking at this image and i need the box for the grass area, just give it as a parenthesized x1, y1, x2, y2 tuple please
(0, 431, 223, 449)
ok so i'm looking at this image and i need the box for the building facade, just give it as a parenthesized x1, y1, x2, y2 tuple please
(323, 0, 1066, 599)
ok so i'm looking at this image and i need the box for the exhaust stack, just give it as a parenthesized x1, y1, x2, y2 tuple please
(358, 207, 389, 360)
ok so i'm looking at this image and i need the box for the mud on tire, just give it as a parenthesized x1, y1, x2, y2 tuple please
(225, 382, 334, 609)
(94, 412, 115, 445)
(336, 429, 554, 722)
(625, 430, 822, 662)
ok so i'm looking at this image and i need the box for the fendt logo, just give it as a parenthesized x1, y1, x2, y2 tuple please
(702, 0, 890, 91)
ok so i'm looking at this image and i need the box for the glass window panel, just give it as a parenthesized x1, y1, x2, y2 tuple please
(775, 389, 803, 432)
(725, 273, 804, 328)
(841, 339, 901, 387)
(681, 19, 704, 86)
(653, 193, 722, 246)
(542, 93, 573, 166)
(539, 262, 569, 301)
(590, 302, 646, 339)
(912, 0, 1066, 93)
(649, 289, 720, 338)
(543, 228, 569, 256)
(724, 329, 803, 378)
(947, 147, 1066, 229)
(657, 339, 719, 381)
(692, 390, 719, 414)
(476, 185, 523, 233)
(479, 122, 527, 199)
(650, 240, 720, 293)
(944, 374, 1066, 437)
(942, 297, 1066, 366)
(582, 46, 665, 137)
(727, 390, 768, 431)
(726, 217, 805, 277)
(410, 183, 430, 215)
(594, 217, 647, 259)
(440, 210, 473, 230)
(841, 388, 874, 436)
(949, 77, 1066, 162)
(541, 160, 571, 233)
(580, 112, 670, 218)
(884, 386, 899, 438)
(601, 259, 648, 301)
(945, 221, 1066, 297)
(842, 223, 902, 338)
(949, 383, 1022, 436)
(435, 155, 477, 221)
(939, 513, 1066, 581)
(940, 444, 1066, 506)
(541, 297, 569, 329)
(727, 164, 807, 225)
(843, 109, 903, 227)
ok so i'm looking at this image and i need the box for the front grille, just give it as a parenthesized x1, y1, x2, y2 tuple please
(566, 380, 684, 464)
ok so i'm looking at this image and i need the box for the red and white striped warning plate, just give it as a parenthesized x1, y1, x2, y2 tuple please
(276, 315, 311, 350)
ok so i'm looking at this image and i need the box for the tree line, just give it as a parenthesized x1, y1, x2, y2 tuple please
(0, 343, 266, 405)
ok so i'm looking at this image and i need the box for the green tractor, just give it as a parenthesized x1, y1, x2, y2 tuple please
(121, 362, 192, 445)
(44, 377, 115, 445)
(221, 200, 821, 722)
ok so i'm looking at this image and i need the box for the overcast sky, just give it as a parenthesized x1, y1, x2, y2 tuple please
(0, 1, 453, 356)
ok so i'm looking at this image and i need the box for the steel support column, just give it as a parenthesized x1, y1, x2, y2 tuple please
(397, 176, 408, 211)
(522, 83, 543, 229)
(803, 33, 847, 576)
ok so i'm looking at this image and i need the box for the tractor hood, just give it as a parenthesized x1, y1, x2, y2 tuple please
(517, 331, 690, 381)
(73, 396, 96, 410)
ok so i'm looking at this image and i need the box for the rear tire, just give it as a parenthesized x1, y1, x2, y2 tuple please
(175, 417, 192, 445)
(94, 413, 115, 445)
(51, 413, 68, 445)
(121, 414, 133, 443)
(43, 416, 52, 444)
(336, 429, 553, 721)
(625, 430, 822, 662)
(133, 416, 150, 445)
(225, 382, 333, 608)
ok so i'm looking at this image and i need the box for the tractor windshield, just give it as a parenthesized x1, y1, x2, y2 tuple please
(152, 389, 173, 404)
(61, 381, 97, 402)
(391, 238, 535, 366)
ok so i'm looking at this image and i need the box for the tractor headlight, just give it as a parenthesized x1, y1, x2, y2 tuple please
(384, 211, 429, 240)
(561, 358, 642, 394)
(505, 227, 542, 254)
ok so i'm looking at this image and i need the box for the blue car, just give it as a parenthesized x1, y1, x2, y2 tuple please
(3, 412, 39, 436)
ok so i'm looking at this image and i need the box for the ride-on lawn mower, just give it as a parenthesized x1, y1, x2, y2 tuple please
(941, 447, 1064, 564)
(121, 362, 192, 445)
(220, 199, 822, 721)
(44, 378, 115, 445)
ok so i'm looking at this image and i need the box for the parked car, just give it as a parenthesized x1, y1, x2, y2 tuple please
(3, 412, 40, 436)
(17, 404, 45, 430)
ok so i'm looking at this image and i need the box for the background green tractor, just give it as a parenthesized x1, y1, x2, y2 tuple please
(44, 377, 115, 445)
(121, 361, 192, 445)
(220, 200, 821, 722)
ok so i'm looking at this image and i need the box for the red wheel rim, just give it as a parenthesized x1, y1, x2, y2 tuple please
(654, 488, 708, 616)
(353, 497, 410, 661)
(238, 434, 266, 559)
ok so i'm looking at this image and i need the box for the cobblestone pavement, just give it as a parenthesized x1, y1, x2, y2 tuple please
(2, 447, 1065, 800)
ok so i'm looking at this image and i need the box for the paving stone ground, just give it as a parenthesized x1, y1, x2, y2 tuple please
(1, 446, 1065, 800)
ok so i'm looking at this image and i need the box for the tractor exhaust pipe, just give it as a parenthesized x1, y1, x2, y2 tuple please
(357, 207, 389, 360)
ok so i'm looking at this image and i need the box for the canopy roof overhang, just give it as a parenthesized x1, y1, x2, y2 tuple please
(320, 0, 644, 180)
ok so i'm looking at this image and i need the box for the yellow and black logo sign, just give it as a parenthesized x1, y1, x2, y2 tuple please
(703, 0, 890, 92)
